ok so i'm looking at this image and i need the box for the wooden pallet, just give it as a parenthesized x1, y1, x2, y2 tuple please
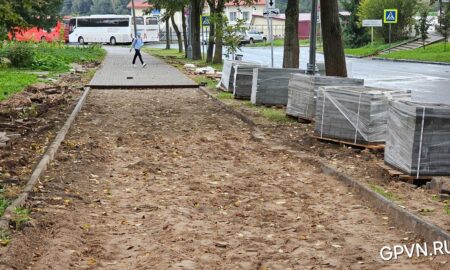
(297, 115, 313, 124)
(312, 135, 385, 151)
(286, 114, 313, 124)
(377, 162, 432, 184)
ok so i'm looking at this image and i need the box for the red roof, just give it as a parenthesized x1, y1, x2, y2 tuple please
(225, 0, 266, 6)
(127, 0, 152, 9)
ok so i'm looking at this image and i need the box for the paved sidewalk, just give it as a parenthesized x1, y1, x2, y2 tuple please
(89, 46, 197, 88)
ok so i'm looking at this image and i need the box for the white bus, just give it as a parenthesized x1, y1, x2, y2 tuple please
(68, 15, 160, 45)
(133, 15, 160, 43)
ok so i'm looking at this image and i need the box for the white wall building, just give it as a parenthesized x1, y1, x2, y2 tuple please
(203, 0, 266, 26)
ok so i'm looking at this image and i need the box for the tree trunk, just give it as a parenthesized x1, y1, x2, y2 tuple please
(206, 22, 215, 63)
(213, 1, 225, 64)
(165, 18, 171, 50)
(181, 7, 188, 58)
(190, 0, 202, 60)
(283, 0, 299, 68)
(171, 14, 183, 53)
(320, 0, 347, 77)
(206, 2, 216, 63)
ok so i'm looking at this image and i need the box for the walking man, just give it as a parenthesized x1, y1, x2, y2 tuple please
(130, 33, 147, 68)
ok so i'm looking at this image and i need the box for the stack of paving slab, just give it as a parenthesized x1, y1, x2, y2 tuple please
(286, 74, 364, 121)
(220, 60, 262, 92)
(314, 86, 411, 145)
(385, 100, 450, 177)
(232, 63, 267, 100)
(250, 68, 305, 106)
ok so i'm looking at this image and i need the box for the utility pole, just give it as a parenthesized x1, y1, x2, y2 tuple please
(307, 0, 318, 75)
(131, 0, 137, 39)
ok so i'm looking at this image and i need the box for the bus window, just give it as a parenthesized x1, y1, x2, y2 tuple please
(69, 18, 76, 34)
(77, 18, 129, 28)
(132, 17, 144, 25)
(146, 17, 158, 25)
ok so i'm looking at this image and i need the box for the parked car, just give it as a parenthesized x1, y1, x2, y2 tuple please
(241, 29, 267, 44)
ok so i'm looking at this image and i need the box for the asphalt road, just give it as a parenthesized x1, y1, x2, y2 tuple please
(239, 46, 450, 103)
(148, 44, 450, 103)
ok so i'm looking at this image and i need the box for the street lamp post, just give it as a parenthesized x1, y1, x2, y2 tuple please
(131, 0, 138, 39)
(307, 0, 318, 75)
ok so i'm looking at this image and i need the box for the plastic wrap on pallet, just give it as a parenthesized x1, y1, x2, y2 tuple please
(232, 63, 267, 100)
(250, 68, 305, 106)
(286, 74, 364, 121)
(219, 60, 261, 92)
(314, 86, 411, 144)
(385, 100, 450, 177)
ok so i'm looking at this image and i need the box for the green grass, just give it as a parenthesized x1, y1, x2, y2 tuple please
(260, 107, 295, 123)
(0, 229, 10, 246)
(382, 42, 450, 63)
(0, 42, 105, 100)
(0, 190, 9, 217)
(0, 69, 38, 101)
(12, 207, 31, 229)
(31, 43, 106, 71)
(144, 48, 223, 71)
(194, 75, 218, 89)
(242, 100, 295, 123)
(217, 91, 233, 100)
(245, 39, 311, 47)
(369, 184, 401, 202)
(344, 41, 403, 57)
(0, 42, 106, 72)
(445, 204, 450, 215)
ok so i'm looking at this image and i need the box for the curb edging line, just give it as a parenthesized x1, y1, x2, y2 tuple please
(312, 159, 450, 243)
(372, 57, 450, 66)
(199, 86, 450, 243)
(0, 87, 91, 229)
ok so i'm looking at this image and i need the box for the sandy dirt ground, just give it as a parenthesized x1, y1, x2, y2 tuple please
(210, 89, 450, 236)
(0, 89, 446, 269)
(0, 69, 94, 204)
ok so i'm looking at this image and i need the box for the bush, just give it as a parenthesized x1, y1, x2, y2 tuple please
(341, 0, 370, 48)
(358, 0, 418, 43)
(32, 53, 68, 71)
(0, 42, 105, 71)
(2, 42, 35, 68)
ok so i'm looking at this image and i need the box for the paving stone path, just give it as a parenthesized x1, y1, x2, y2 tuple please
(89, 46, 197, 88)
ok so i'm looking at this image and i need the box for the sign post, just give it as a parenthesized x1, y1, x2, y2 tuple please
(384, 9, 398, 53)
(307, 0, 318, 75)
(362, 19, 383, 46)
(201, 16, 210, 58)
(263, 0, 279, 67)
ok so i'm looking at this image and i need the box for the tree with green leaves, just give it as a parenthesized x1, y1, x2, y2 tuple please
(71, 0, 93, 15)
(61, 0, 73, 15)
(114, 0, 131, 14)
(341, 0, 370, 48)
(358, 0, 418, 43)
(91, 0, 114, 14)
(147, 0, 188, 53)
(417, 1, 430, 49)
(438, 2, 449, 51)
(223, 18, 246, 60)
(1, 0, 64, 40)
(206, 0, 255, 64)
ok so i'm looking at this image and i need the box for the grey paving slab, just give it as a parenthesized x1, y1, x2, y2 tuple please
(89, 46, 197, 88)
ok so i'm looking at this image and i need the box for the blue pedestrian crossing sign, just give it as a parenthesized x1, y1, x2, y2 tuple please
(202, 16, 210, 26)
(384, 9, 398, 24)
